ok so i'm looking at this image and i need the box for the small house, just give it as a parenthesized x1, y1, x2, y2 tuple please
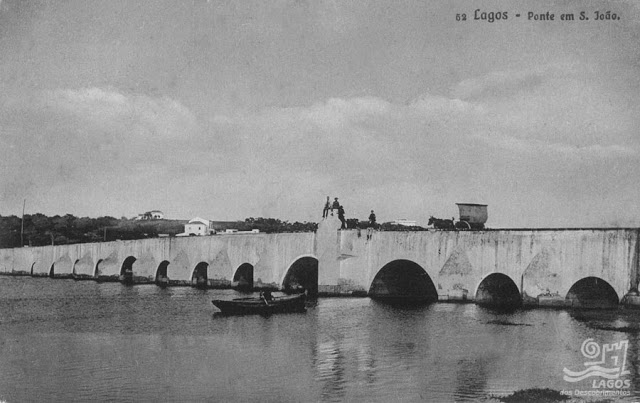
(177, 217, 215, 236)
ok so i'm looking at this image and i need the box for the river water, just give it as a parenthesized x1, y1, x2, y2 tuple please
(1, 276, 640, 402)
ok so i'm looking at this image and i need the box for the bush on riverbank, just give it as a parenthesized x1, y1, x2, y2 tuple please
(496, 388, 570, 402)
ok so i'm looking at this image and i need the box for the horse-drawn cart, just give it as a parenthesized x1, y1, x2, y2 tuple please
(455, 203, 488, 230)
(428, 203, 488, 230)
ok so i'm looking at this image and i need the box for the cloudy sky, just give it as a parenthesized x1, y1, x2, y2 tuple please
(1, 0, 639, 227)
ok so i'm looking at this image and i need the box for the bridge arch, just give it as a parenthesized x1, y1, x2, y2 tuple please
(94, 259, 103, 277)
(368, 259, 438, 302)
(72, 259, 80, 277)
(282, 255, 318, 295)
(474, 273, 522, 308)
(565, 277, 618, 309)
(72, 255, 95, 279)
(233, 263, 254, 290)
(192, 262, 209, 288)
(49, 263, 55, 278)
(156, 260, 170, 286)
(120, 256, 136, 284)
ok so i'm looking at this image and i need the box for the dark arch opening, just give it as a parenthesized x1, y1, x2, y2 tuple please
(192, 262, 209, 289)
(72, 259, 80, 278)
(94, 259, 103, 278)
(566, 277, 618, 309)
(156, 261, 170, 286)
(283, 257, 318, 295)
(120, 256, 136, 284)
(233, 263, 254, 291)
(368, 260, 438, 303)
(49, 263, 55, 278)
(475, 273, 522, 308)
(30, 262, 35, 276)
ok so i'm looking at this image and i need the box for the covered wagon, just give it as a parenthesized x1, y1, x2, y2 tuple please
(455, 203, 488, 230)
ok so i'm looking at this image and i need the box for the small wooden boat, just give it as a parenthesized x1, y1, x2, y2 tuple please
(212, 293, 306, 315)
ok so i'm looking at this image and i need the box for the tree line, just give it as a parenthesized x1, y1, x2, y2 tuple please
(0, 214, 425, 249)
(0, 214, 319, 248)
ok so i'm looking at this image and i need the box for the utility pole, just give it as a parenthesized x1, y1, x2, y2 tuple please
(21, 199, 25, 247)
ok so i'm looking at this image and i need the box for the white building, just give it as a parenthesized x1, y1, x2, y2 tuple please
(224, 229, 260, 234)
(177, 217, 215, 236)
(136, 210, 165, 220)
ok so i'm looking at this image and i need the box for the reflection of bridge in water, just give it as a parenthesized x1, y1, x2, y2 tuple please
(1, 214, 640, 308)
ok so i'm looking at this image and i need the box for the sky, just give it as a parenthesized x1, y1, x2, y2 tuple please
(1, 0, 639, 228)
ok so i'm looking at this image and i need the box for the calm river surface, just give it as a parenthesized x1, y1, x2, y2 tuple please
(2, 276, 640, 402)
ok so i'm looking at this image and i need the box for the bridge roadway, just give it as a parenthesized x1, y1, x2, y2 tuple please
(1, 215, 639, 308)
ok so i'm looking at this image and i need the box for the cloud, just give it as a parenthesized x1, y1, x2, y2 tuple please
(43, 87, 198, 140)
(194, 65, 640, 225)
(453, 68, 548, 101)
(0, 88, 205, 215)
(475, 134, 637, 159)
(2, 62, 640, 227)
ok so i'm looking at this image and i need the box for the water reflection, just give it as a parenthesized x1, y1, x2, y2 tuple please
(317, 340, 347, 402)
(2, 278, 640, 401)
(454, 356, 496, 402)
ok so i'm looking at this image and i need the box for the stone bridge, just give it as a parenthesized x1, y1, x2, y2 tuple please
(1, 215, 639, 308)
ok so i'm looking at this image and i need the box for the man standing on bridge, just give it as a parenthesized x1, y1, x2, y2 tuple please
(367, 210, 376, 240)
(338, 205, 346, 229)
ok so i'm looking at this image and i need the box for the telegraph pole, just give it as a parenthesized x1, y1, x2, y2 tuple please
(20, 199, 25, 247)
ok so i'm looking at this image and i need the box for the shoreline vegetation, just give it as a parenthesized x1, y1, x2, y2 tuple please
(0, 214, 427, 249)
(492, 388, 571, 402)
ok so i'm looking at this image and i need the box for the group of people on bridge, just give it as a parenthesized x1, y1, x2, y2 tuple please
(322, 197, 347, 228)
(322, 197, 377, 237)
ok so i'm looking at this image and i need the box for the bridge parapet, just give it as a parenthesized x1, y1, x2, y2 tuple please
(0, 226, 638, 308)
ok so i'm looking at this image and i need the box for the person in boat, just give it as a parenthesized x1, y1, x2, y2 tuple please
(261, 290, 274, 303)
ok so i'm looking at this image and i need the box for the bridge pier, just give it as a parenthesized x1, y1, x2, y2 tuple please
(621, 289, 640, 309)
(316, 215, 344, 296)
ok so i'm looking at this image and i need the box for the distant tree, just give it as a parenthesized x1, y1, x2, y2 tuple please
(241, 217, 316, 233)
(379, 222, 428, 231)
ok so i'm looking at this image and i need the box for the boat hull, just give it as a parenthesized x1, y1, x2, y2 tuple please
(212, 294, 306, 315)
